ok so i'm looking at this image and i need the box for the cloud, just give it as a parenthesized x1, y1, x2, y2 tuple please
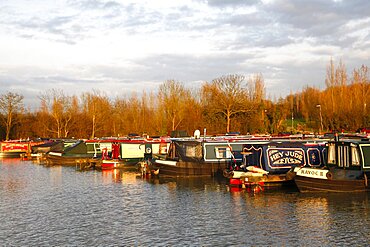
(0, 0, 369, 109)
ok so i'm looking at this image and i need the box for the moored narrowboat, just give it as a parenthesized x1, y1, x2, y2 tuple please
(292, 137, 370, 192)
(224, 140, 326, 188)
(0, 139, 44, 158)
(45, 140, 97, 166)
(151, 137, 270, 177)
(44, 137, 170, 169)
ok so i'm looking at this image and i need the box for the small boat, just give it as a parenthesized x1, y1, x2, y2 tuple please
(292, 136, 370, 192)
(99, 143, 123, 170)
(224, 140, 326, 188)
(100, 159, 122, 170)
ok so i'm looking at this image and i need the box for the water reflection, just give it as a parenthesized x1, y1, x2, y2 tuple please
(101, 169, 140, 184)
(0, 158, 27, 195)
(1, 160, 369, 246)
(144, 175, 228, 191)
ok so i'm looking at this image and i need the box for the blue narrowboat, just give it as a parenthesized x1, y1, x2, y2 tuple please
(224, 140, 326, 188)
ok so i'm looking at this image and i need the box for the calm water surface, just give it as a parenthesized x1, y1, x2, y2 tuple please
(1, 158, 369, 246)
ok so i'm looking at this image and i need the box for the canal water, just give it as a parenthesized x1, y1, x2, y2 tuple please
(1, 159, 369, 246)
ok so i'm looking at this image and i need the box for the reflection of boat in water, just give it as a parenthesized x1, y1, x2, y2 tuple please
(0, 157, 23, 164)
(224, 141, 326, 189)
(102, 169, 142, 184)
(292, 136, 370, 192)
(143, 174, 229, 191)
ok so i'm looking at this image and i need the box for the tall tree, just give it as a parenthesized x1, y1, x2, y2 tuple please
(0, 92, 24, 140)
(39, 89, 75, 138)
(352, 65, 370, 127)
(158, 80, 189, 132)
(81, 90, 112, 139)
(202, 74, 253, 133)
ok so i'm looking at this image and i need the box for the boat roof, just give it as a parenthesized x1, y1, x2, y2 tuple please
(328, 138, 370, 145)
(84, 137, 169, 144)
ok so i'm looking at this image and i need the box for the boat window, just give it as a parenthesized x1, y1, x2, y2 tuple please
(338, 146, 343, 167)
(360, 145, 370, 169)
(185, 145, 202, 158)
(338, 146, 349, 168)
(308, 149, 321, 166)
(351, 146, 360, 166)
(343, 146, 349, 167)
(185, 145, 196, 157)
(327, 144, 336, 164)
(215, 147, 232, 159)
(168, 143, 176, 159)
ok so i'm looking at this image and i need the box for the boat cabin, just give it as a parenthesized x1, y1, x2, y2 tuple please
(326, 139, 370, 172)
(85, 138, 170, 161)
(167, 139, 269, 165)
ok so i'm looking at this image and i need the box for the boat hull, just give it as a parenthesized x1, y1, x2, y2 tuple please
(100, 160, 121, 170)
(294, 176, 369, 192)
(153, 160, 226, 177)
(0, 151, 25, 158)
(45, 153, 96, 166)
(227, 172, 294, 188)
(98, 159, 138, 170)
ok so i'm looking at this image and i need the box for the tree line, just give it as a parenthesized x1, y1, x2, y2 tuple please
(0, 59, 369, 141)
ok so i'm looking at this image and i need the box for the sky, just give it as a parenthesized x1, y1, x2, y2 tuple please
(0, 0, 369, 109)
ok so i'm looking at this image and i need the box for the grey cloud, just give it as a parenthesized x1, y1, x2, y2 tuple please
(263, 0, 370, 41)
(205, 0, 261, 7)
(1, 0, 369, 108)
(4, 13, 87, 45)
(1, 1, 125, 44)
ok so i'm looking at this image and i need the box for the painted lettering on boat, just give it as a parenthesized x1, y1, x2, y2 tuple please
(267, 148, 305, 167)
(297, 167, 328, 179)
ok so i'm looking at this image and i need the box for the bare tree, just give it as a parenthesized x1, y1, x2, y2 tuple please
(158, 80, 189, 131)
(81, 90, 112, 139)
(39, 89, 75, 138)
(0, 92, 24, 140)
(202, 74, 253, 133)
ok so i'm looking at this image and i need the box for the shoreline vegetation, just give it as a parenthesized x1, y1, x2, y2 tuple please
(0, 59, 369, 140)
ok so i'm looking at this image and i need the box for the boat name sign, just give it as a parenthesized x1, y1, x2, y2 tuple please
(294, 167, 328, 179)
(267, 148, 305, 167)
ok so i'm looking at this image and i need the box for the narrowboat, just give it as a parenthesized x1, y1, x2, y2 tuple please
(0, 139, 44, 158)
(31, 139, 76, 154)
(151, 137, 270, 177)
(95, 137, 170, 170)
(44, 137, 170, 168)
(292, 137, 370, 192)
(224, 140, 326, 188)
(45, 140, 97, 166)
(23, 139, 77, 161)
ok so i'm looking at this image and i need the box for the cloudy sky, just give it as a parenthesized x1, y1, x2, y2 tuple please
(0, 0, 369, 109)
